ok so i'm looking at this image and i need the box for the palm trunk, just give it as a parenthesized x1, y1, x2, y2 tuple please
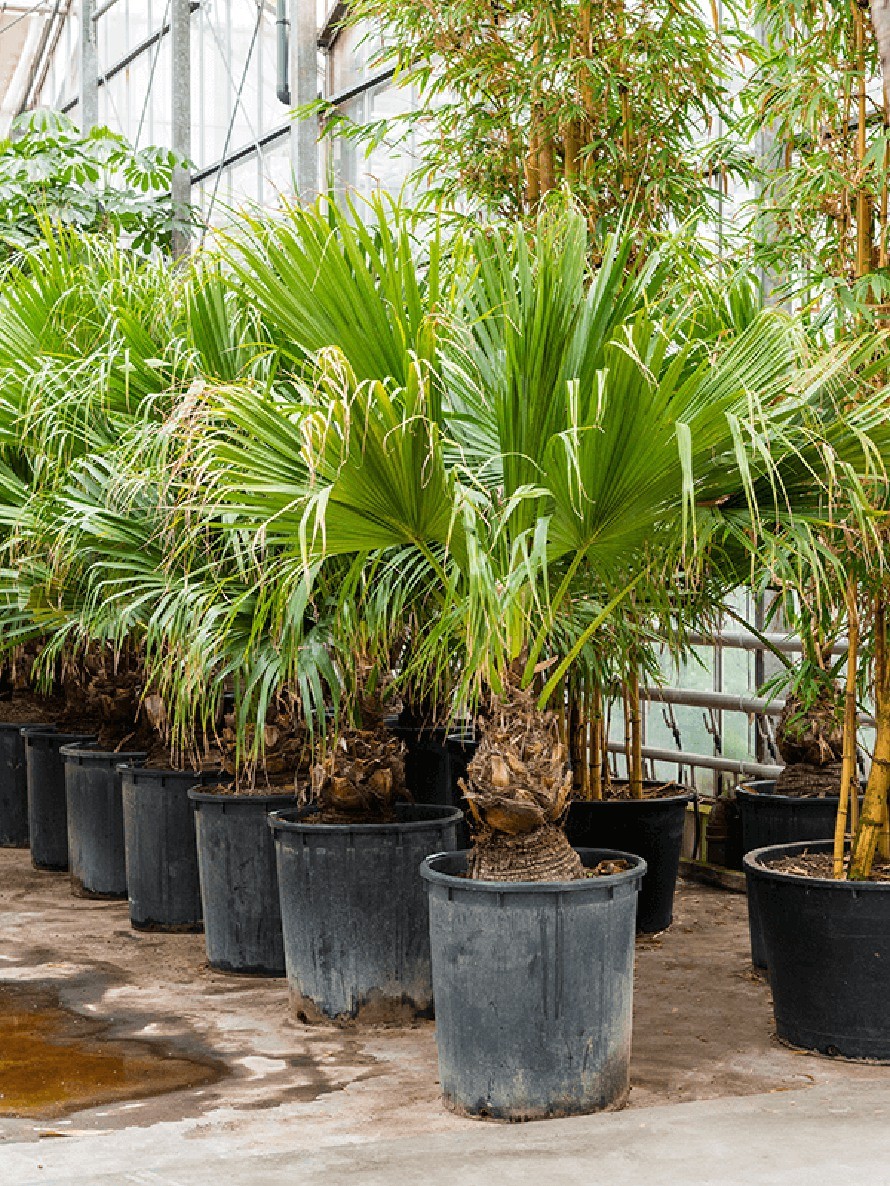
(850, 593, 890, 879)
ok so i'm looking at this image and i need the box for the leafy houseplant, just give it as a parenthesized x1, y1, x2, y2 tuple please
(0, 110, 189, 261)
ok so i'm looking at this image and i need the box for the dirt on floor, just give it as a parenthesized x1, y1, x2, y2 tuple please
(0, 849, 884, 1146)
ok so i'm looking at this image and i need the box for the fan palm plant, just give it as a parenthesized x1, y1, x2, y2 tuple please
(183, 195, 882, 881)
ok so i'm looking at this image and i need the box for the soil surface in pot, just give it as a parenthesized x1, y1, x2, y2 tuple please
(765, 850, 890, 882)
(194, 780, 296, 797)
(592, 780, 688, 801)
(0, 693, 65, 724)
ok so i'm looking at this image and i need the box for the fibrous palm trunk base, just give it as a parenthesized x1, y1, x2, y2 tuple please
(461, 682, 584, 883)
(775, 760, 842, 797)
(468, 823, 583, 882)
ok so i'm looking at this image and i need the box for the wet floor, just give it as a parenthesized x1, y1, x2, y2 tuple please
(0, 983, 223, 1118)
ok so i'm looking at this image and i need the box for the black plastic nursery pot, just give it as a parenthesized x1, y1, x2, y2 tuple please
(422, 847, 646, 1121)
(61, 746, 147, 898)
(120, 766, 221, 932)
(388, 718, 478, 809)
(0, 721, 55, 847)
(565, 788, 692, 933)
(189, 789, 297, 975)
(738, 781, 847, 969)
(744, 838, 890, 1061)
(24, 729, 96, 870)
(269, 803, 462, 1023)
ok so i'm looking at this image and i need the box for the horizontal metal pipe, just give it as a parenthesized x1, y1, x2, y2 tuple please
(688, 630, 847, 655)
(190, 121, 290, 184)
(643, 685, 781, 716)
(641, 684, 875, 727)
(606, 740, 782, 780)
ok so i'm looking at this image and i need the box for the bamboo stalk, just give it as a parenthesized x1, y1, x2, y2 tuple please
(539, 139, 556, 196)
(623, 680, 632, 785)
(581, 677, 592, 799)
(851, 593, 890, 878)
(579, 0, 594, 178)
(628, 666, 643, 799)
(569, 681, 584, 793)
(590, 684, 603, 800)
(834, 577, 859, 878)
(879, 792, 890, 860)
(617, 0, 632, 194)
(881, 97, 890, 268)
(855, 5, 872, 278)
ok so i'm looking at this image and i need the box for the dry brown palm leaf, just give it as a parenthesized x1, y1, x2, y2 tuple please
(218, 703, 312, 791)
(461, 682, 583, 882)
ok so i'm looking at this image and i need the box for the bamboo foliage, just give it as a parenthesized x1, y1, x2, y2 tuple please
(313, 0, 739, 231)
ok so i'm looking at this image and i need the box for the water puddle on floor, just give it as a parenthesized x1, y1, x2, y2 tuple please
(0, 982, 223, 1118)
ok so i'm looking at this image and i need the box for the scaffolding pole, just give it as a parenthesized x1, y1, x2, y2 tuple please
(171, 0, 191, 257)
(79, 0, 98, 130)
(290, 0, 318, 202)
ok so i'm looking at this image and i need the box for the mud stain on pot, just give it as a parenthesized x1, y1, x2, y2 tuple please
(0, 982, 224, 1118)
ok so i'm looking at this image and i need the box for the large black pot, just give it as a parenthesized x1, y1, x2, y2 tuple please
(24, 729, 96, 870)
(120, 765, 220, 932)
(0, 721, 55, 847)
(565, 789, 692, 933)
(745, 839, 890, 1060)
(738, 781, 847, 968)
(189, 789, 297, 975)
(422, 848, 646, 1120)
(269, 803, 462, 1022)
(389, 719, 477, 808)
(61, 746, 147, 898)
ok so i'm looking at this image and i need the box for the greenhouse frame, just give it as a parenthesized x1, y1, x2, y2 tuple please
(0, 1, 889, 1180)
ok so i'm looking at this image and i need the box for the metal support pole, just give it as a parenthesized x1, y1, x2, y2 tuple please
(290, 0, 318, 203)
(171, 0, 192, 258)
(276, 0, 291, 104)
(80, 0, 99, 131)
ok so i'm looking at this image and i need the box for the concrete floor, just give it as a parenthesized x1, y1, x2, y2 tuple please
(1, 849, 888, 1185)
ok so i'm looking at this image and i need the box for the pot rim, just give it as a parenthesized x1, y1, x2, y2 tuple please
(268, 803, 464, 835)
(569, 790, 694, 808)
(0, 720, 57, 733)
(119, 764, 225, 784)
(188, 787, 298, 806)
(736, 784, 854, 805)
(421, 846, 646, 893)
(744, 838, 890, 890)
(22, 728, 96, 743)
(59, 744, 148, 764)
